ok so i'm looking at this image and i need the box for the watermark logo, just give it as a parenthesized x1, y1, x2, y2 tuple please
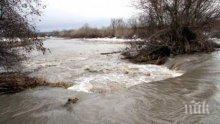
(185, 100, 210, 115)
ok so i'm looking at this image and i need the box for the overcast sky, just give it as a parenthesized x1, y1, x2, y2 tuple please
(37, 0, 137, 32)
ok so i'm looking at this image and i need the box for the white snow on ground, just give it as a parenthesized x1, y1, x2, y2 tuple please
(82, 37, 143, 43)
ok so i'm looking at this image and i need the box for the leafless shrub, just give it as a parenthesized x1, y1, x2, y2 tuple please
(123, 0, 220, 64)
(0, 0, 46, 70)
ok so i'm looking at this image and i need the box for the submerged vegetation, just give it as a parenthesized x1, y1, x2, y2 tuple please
(0, 73, 71, 94)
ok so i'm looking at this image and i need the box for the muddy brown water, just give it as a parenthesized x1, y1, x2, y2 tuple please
(0, 38, 220, 124)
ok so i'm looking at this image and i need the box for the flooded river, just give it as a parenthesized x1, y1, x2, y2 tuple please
(0, 38, 220, 124)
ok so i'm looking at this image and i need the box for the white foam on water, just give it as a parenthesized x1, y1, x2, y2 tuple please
(68, 63, 183, 93)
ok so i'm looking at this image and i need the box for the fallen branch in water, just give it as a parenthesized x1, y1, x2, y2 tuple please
(101, 51, 122, 55)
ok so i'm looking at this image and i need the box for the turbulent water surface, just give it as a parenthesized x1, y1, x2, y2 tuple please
(0, 38, 220, 124)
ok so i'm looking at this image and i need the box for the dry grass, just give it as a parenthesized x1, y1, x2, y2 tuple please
(0, 73, 72, 94)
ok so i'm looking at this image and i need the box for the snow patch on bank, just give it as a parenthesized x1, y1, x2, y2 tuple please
(82, 37, 143, 43)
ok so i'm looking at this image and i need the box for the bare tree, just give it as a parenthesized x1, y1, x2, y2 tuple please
(110, 19, 126, 38)
(123, 0, 220, 64)
(0, 0, 45, 69)
(137, 0, 220, 42)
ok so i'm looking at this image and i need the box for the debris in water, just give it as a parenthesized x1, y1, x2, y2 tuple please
(67, 97, 79, 104)
(145, 73, 151, 76)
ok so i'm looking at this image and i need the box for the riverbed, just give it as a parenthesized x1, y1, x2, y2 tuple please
(0, 38, 220, 124)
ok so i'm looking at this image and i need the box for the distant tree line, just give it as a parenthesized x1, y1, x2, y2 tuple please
(41, 18, 220, 40)
(40, 18, 151, 39)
